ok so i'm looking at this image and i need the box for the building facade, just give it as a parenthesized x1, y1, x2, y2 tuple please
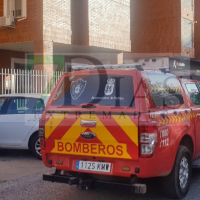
(0, 0, 130, 77)
(0, 0, 199, 79)
(194, 0, 200, 60)
(131, 0, 200, 61)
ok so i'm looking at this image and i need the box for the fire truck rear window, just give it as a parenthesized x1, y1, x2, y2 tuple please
(51, 75, 135, 107)
(147, 72, 184, 107)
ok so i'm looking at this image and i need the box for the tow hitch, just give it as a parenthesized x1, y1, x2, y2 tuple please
(43, 170, 147, 194)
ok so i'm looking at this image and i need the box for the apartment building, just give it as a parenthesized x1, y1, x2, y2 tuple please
(0, 0, 199, 77)
(0, 0, 130, 77)
(130, 0, 200, 61)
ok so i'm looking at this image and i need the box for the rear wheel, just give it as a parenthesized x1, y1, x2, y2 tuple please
(162, 145, 191, 199)
(30, 134, 41, 160)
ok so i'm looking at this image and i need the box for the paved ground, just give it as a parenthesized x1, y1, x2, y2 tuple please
(1, 150, 200, 200)
(0, 150, 50, 182)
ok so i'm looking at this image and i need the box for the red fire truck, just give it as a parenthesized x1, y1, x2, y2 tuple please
(40, 64, 200, 199)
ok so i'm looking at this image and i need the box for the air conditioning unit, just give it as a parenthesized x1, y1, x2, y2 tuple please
(0, 15, 15, 28)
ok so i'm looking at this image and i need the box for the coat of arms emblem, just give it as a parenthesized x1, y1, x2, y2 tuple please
(104, 78, 115, 95)
(70, 78, 87, 100)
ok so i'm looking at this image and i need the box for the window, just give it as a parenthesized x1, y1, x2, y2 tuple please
(6, 97, 45, 115)
(4, 0, 27, 18)
(51, 75, 135, 107)
(34, 99, 45, 114)
(147, 72, 184, 107)
(0, 97, 6, 114)
(185, 83, 200, 106)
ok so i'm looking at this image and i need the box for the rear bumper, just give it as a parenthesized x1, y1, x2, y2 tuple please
(42, 151, 174, 178)
(43, 170, 147, 194)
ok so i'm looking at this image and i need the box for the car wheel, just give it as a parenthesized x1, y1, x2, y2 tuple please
(30, 134, 41, 160)
(162, 145, 192, 199)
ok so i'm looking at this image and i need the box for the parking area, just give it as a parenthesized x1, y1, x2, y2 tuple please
(0, 150, 51, 182)
(1, 150, 200, 200)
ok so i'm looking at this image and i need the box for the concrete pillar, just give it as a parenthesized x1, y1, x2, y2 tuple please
(71, 0, 89, 46)
(43, 40, 54, 76)
(34, 39, 54, 93)
(34, 40, 54, 74)
(110, 53, 124, 64)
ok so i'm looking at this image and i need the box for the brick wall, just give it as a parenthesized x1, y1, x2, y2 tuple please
(0, 50, 25, 69)
(0, 0, 43, 44)
(0, 0, 2, 16)
(194, 0, 200, 60)
(131, 0, 182, 55)
(43, 0, 71, 45)
(0, 50, 25, 93)
(88, 0, 131, 52)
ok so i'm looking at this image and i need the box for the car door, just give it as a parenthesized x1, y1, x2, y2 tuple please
(0, 97, 9, 145)
(184, 82, 200, 156)
(0, 97, 44, 147)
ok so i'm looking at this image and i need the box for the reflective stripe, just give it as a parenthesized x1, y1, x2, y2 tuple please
(47, 114, 136, 159)
(112, 115, 138, 146)
(45, 113, 67, 139)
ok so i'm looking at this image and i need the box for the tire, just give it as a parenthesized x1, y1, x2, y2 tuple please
(30, 134, 41, 160)
(162, 145, 192, 199)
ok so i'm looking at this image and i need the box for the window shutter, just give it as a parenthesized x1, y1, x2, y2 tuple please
(10, 0, 15, 17)
(3, 0, 11, 16)
(3, 0, 7, 15)
(21, 0, 27, 18)
(15, 0, 22, 18)
(3, 0, 27, 19)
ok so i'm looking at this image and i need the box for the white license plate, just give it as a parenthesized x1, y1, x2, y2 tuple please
(76, 161, 111, 173)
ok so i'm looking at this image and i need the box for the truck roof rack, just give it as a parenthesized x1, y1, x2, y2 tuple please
(145, 68, 200, 75)
(144, 68, 170, 74)
(72, 64, 144, 72)
(145, 68, 200, 81)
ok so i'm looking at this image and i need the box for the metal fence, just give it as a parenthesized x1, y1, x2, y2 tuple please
(0, 68, 64, 95)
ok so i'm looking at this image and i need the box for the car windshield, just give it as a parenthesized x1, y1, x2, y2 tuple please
(0, 97, 6, 113)
(51, 75, 135, 107)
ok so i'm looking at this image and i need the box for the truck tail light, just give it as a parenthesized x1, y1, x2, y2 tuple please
(39, 113, 46, 150)
(139, 122, 157, 158)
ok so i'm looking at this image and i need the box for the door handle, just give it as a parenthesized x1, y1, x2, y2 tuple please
(27, 119, 36, 121)
(185, 110, 190, 114)
(81, 120, 97, 127)
(197, 114, 200, 118)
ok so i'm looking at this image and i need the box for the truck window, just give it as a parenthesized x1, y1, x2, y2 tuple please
(185, 83, 200, 106)
(51, 75, 135, 107)
(146, 72, 184, 107)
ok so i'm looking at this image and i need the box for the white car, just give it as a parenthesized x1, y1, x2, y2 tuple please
(0, 94, 50, 159)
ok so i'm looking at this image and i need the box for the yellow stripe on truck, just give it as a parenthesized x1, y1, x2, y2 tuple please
(112, 115, 138, 146)
(60, 116, 88, 143)
(51, 114, 132, 159)
(45, 113, 67, 139)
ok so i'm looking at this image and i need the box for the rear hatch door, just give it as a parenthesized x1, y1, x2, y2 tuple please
(45, 71, 139, 160)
